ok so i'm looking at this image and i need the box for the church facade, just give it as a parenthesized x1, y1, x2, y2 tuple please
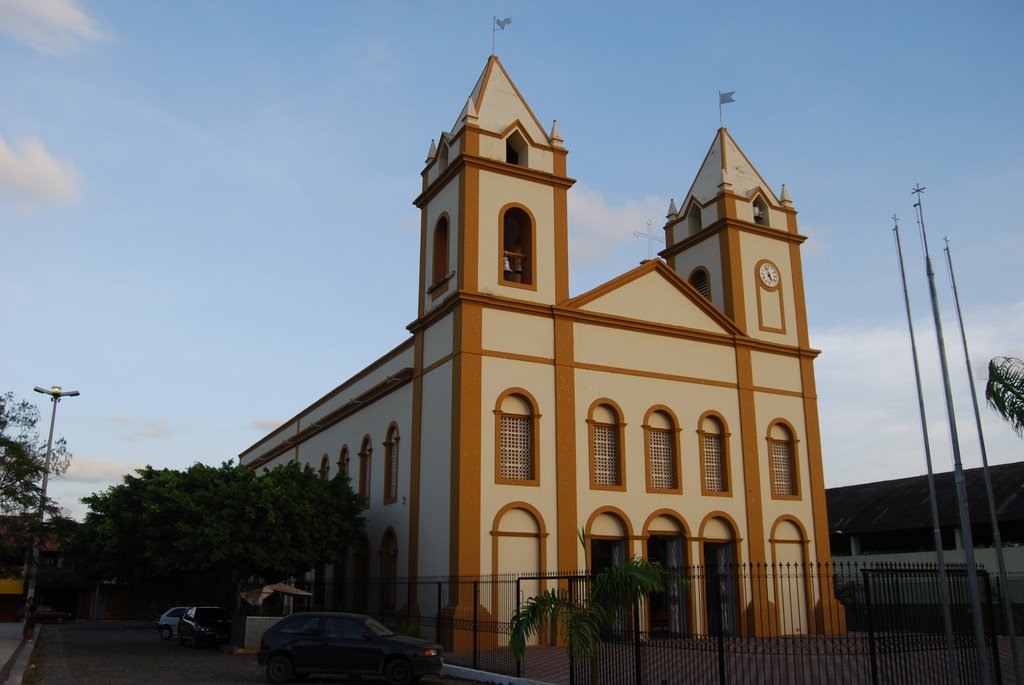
(239, 56, 840, 636)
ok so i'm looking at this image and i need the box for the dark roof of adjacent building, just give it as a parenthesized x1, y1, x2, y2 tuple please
(827, 462, 1024, 535)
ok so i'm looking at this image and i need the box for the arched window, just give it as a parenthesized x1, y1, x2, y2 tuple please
(505, 129, 529, 167)
(495, 390, 539, 485)
(689, 267, 711, 301)
(319, 454, 330, 480)
(430, 216, 450, 298)
(698, 413, 730, 495)
(383, 424, 400, 504)
(338, 445, 350, 481)
(589, 401, 625, 490)
(501, 206, 533, 286)
(358, 436, 372, 508)
(768, 421, 799, 498)
(645, 408, 680, 493)
(686, 204, 702, 237)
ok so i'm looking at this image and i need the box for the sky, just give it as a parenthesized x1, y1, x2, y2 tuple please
(2, 0, 1022, 521)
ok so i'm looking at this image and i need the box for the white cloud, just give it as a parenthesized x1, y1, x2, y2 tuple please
(58, 456, 142, 484)
(0, 0, 104, 55)
(248, 418, 284, 431)
(109, 415, 172, 440)
(0, 136, 80, 206)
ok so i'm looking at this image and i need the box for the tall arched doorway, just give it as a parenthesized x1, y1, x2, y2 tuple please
(701, 516, 740, 636)
(771, 518, 810, 634)
(645, 513, 690, 636)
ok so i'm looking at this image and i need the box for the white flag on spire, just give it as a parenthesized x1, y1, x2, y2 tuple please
(495, 17, 512, 29)
(719, 91, 736, 104)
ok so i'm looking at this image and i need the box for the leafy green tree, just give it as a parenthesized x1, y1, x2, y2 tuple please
(0, 391, 73, 578)
(72, 461, 364, 605)
(986, 356, 1024, 437)
(508, 557, 671, 685)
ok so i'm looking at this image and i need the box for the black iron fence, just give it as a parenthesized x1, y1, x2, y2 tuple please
(292, 562, 1021, 685)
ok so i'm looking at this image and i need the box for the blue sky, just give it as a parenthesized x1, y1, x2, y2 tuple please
(2, 1, 1022, 520)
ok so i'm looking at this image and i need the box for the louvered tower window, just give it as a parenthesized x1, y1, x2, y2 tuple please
(690, 268, 711, 300)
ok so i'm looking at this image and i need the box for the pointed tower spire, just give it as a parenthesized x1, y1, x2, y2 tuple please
(425, 138, 437, 163)
(780, 184, 793, 208)
(464, 97, 478, 124)
(549, 119, 563, 148)
(666, 198, 678, 219)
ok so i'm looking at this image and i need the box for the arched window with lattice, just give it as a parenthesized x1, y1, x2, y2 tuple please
(494, 389, 540, 485)
(589, 400, 626, 490)
(768, 421, 800, 498)
(698, 413, 730, 496)
(644, 407, 681, 493)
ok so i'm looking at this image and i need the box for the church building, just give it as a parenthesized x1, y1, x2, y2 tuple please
(239, 56, 840, 636)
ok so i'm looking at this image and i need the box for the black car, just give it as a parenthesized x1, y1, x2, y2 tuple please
(177, 606, 231, 647)
(257, 612, 443, 684)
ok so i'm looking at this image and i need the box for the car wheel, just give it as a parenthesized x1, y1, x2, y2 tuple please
(384, 658, 413, 685)
(265, 655, 294, 684)
(160, 626, 172, 640)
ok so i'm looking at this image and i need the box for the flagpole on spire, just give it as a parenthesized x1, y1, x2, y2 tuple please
(718, 91, 735, 128)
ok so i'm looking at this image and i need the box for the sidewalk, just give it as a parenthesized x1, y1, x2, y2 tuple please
(0, 622, 35, 685)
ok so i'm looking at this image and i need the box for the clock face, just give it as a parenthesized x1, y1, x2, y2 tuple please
(759, 263, 779, 287)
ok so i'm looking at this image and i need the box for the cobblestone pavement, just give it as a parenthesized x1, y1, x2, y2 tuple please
(24, 621, 478, 685)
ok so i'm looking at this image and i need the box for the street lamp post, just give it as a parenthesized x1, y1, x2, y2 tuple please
(25, 385, 79, 602)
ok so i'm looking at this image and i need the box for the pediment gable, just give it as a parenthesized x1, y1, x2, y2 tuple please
(564, 261, 741, 336)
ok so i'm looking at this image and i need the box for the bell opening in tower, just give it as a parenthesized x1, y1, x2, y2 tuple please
(502, 207, 532, 285)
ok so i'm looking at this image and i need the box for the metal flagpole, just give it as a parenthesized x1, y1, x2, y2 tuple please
(893, 216, 959, 683)
(913, 184, 990, 683)
(944, 237, 1021, 682)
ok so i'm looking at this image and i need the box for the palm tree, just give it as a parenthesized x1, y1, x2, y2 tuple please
(508, 556, 671, 685)
(986, 356, 1024, 437)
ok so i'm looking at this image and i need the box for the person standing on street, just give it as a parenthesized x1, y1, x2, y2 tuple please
(23, 601, 38, 641)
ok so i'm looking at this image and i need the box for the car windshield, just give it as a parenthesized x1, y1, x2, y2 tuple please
(362, 616, 394, 637)
(196, 608, 229, 621)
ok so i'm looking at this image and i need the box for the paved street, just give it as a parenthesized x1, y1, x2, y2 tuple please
(23, 620, 483, 685)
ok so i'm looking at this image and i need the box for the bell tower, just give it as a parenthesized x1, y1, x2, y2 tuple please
(660, 128, 809, 349)
(413, 56, 575, 318)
